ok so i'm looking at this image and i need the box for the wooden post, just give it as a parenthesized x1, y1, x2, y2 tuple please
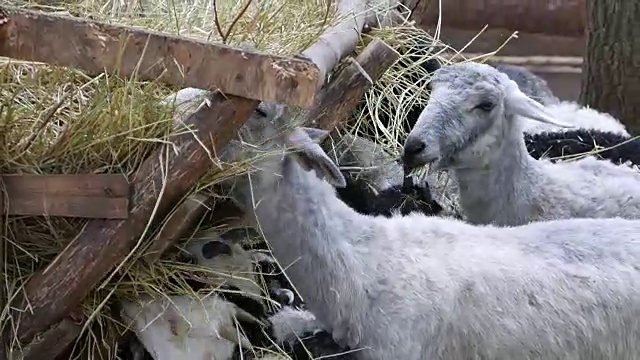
(0, 6, 320, 107)
(14, 94, 259, 352)
(305, 39, 400, 130)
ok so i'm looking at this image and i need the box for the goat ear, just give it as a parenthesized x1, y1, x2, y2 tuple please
(286, 128, 347, 188)
(299, 127, 330, 143)
(504, 80, 574, 128)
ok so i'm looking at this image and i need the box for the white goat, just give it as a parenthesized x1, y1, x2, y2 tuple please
(120, 235, 264, 360)
(404, 62, 640, 226)
(494, 64, 626, 135)
(222, 100, 640, 360)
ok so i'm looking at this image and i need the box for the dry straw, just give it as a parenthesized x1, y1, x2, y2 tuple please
(0, 0, 496, 358)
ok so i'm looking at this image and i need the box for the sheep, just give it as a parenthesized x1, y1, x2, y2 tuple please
(241, 306, 358, 360)
(425, 127, 640, 219)
(336, 174, 443, 217)
(119, 236, 265, 360)
(347, 57, 628, 217)
(523, 100, 630, 136)
(322, 132, 404, 191)
(120, 229, 355, 360)
(192, 232, 357, 360)
(402, 61, 640, 226)
(222, 102, 640, 359)
(160, 87, 444, 218)
(492, 63, 560, 106)
(363, 55, 599, 136)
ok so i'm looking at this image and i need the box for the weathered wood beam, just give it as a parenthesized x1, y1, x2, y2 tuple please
(0, 6, 320, 108)
(1, 174, 129, 219)
(305, 38, 400, 130)
(409, 0, 586, 38)
(300, 0, 373, 87)
(13, 306, 85, 360)
(142, 193, 213, 263)
(19, 317, 83, 360)
(13, 94, 259, 351)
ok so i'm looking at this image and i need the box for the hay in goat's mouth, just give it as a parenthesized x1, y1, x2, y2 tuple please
(0, 0, 501, 358)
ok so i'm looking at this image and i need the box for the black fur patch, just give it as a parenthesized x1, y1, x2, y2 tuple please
(525, 129, 640, 165)
(336, 172, 443, 218)
(202, 240, 233, 259)
(217, 284, 267, 321)
(232, 326, 358, 360)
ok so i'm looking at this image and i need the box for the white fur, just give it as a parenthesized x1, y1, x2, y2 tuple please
(222, 101, 640, 359)
(522, 100, 630, 136)
(120, 295, 250, 360)
(121, 229, 261, 360)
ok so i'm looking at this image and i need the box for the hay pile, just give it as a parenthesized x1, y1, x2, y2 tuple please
(0, 0, 490, 358)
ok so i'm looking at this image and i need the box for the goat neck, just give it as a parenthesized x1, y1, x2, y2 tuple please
(454, 113, 544, 226)
(242, 153, 373, 349)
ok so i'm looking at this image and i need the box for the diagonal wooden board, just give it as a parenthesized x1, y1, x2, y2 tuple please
(0, 6, 320, 108)
(0, 174, 130, 219)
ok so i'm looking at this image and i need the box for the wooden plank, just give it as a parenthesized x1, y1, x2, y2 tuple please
(14, 94, 259, 351)
(0, 6, 320, 108)
(1, 174, 129, 197)
(433, 27, 585, 57)
(305, 39, 400, 130)
(409, 0, 585, 38)
(0, 174, 129, 219)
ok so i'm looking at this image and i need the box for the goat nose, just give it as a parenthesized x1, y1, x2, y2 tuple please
(403, 138, 426, 167)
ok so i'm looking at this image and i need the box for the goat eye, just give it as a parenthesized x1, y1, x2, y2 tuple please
(476, 101, 495, 112)
(255, 108, 267, 117)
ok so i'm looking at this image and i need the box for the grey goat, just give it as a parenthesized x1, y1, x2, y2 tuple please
(403, 61, 640, 226)
(222, 100, 640, 360)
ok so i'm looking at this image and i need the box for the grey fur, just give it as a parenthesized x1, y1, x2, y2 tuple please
(405, 62, 640, 226)
(493, 64, 560, 106)
(268, 306, 325, 344)
(322, 132, 404, 191)
(226, 104, 640, 359)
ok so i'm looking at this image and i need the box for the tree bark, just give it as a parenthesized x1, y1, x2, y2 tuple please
(579, 0, 640, 135)
(409, 0, 586, 37)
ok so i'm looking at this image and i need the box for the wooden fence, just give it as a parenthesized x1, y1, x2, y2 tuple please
(0, 5, 402, 359)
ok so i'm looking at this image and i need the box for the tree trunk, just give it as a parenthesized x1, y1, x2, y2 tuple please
(579, 0, 640, 135)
